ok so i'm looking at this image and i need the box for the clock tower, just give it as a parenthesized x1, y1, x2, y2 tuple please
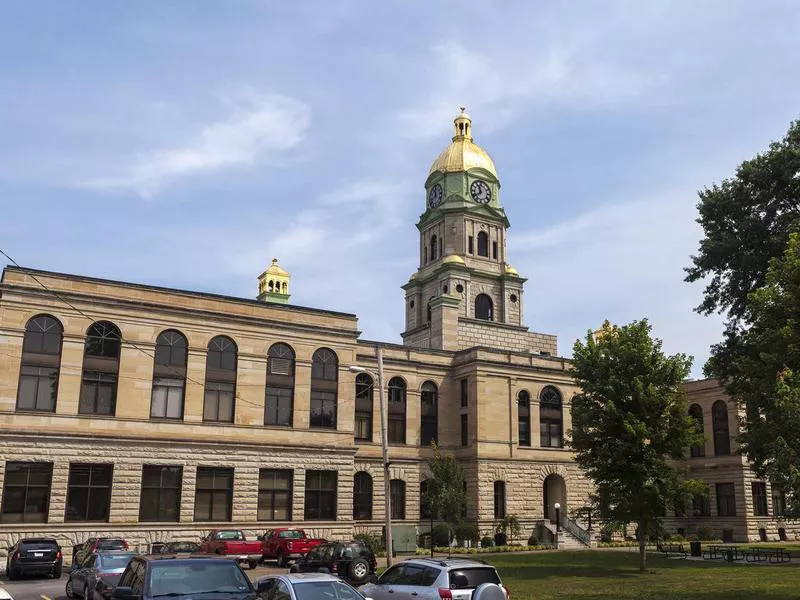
(401, 109, 553, 355)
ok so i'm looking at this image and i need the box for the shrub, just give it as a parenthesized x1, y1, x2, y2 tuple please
(696, 527, 715, 541)
(431, 524, 452, 547)
(454, 523, 480, 544)
(668, 534, 686, 543)
(353, 532, 384, 553)
(480, 536, 494, 548)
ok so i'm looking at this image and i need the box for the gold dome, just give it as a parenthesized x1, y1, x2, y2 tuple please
(442, 254, 466, 265)
(429, 108, 498, 179)
(504, 264, 519, 276)
(265, 258, 289, 277)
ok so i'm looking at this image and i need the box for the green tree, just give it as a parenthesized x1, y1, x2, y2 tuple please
(569, 320, 702, 571)
(422, 443, 466, 548)
(719, 234, 800, 517)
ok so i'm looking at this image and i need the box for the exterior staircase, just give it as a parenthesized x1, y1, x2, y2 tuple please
(536, 516, 595, 550)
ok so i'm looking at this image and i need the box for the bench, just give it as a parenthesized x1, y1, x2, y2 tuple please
(746, 548, 792, 564)
(703, 544, 745, 561)
(657, 542, 687, 558)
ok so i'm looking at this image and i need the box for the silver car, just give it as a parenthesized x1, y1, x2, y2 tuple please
(359, 558, 507, 600)
(256, 573, 372, 600)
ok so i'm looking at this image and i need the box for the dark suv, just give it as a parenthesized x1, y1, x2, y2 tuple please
(289, 541, 376, 584)
(5, 537, 63, 579)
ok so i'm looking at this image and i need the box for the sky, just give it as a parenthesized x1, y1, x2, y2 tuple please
(1, 0, 799, 377)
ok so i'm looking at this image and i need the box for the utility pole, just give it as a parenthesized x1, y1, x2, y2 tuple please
(377, 345, 393, 566)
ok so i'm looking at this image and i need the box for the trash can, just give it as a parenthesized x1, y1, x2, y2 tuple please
(690, 541, 701, 557)
(494, 533, 507, 547)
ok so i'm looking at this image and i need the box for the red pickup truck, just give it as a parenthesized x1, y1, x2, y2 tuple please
(259, 528, 327, 567)
(198, 529, 263, 569)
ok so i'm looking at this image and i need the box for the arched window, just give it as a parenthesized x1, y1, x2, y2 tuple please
(420, 480, 432, 520)
(355, 373, 373, 441)
(265, 343, 295, 427)
(353, 472, 373, 520)
(310, 348, 338, 429)
(17, 314, 63, 412)
(204, 336, 237, 423)
(518, 390, 531, 447)
(493, 480, 506, 519)
(420, 381, 438, 447)
(430, 235, 438, 261)
(390, 479, 406, 520)
(689, 403, 705, 458)
(475, 294, 493, 321)
(539, 386, 563, 448)
(151, 330, 187, 419)
(712, 400, 731, 456)
(477, 231, 489, 257)
(387, 377, 406, 444)
(79, 321, 121, 416)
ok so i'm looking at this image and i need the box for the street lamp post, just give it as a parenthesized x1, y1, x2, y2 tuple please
(349, 345, 393, 567)
(554, 502, 561, 550)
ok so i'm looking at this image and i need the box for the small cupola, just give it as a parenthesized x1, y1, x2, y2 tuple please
(453, 106, 473, 140)
(257, 258, 291, 304)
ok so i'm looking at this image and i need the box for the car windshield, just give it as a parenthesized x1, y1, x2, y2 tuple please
(20, 540, 58, 551)
(97, 554, 136, 571)
(293, 581, 364, 600)
(149, 562, 252, 597)
(449, 568, 501, 590)
(278, 531, 304, 539)
(98, 540, 126, 550)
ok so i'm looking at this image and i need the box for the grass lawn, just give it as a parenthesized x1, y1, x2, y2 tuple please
(481, 550, 800, 600)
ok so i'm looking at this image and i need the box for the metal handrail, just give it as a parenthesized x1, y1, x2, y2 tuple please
(560, 514, 591, 546)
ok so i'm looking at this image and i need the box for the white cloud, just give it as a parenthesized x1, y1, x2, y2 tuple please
(81, 94, 310, 197)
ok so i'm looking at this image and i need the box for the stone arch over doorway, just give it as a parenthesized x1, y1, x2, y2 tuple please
(541, 469, 568, 522)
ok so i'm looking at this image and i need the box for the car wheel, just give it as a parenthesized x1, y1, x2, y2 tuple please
(248, 560, 258, 570)
(276, 552, 287, 568)
(348, 558, 370, 584)
(66, 579, 76, 598)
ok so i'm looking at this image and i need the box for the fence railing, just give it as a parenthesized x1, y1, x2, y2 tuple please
(560, 514, 592, 546)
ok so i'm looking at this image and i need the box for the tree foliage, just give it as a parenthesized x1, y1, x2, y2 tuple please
(422, 443, 466, 538)
(685, 119, 800, 322)
(569, 320, 701, 571)
(713, 234, 800, 518)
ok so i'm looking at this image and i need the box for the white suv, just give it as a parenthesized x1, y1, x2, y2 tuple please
(359, 558, 508, 600)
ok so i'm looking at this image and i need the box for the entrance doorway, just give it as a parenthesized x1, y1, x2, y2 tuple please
(543, 474, 567, 522)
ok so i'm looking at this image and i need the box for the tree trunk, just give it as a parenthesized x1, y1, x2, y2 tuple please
(637, 522, 647, 572)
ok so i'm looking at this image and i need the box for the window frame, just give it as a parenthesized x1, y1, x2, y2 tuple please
(390, 479, 406, 520)
(712, 400, 731, 456)
(150, 330, 188, 420)
(304, 470, 337, 521)
(139, 465, 182, 523)
(353, 471, 373, 521)
(194, 467, 234, 522)
(539, 386, 564, 448)
(474, 294, 493, 321)
(354, 373, 373, 442)
(420, 381, 438, 447)
(79, 321, 121, 416)
(310, 348, 338, 429)
(477, 231, 489, 257)
(751, 481, 768, 517)
(518, 390, 531, 447)
(0, 461, 53, 523)
(64, 463, 113, 523)
(258, 469, 293, 521)
(493, 480, 506, 519)
(387, 377, 407, 444)
(716, 482, 736, 517)
(265, 343, 295, 427)
(17, 314, 63, 413)
(203, 336, 237, 424)
(688, 403, 705, 458)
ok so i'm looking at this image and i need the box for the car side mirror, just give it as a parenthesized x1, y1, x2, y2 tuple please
(112, 587, 139, 600)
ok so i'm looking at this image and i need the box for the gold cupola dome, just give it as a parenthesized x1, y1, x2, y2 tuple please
(429, 107, 498, 179)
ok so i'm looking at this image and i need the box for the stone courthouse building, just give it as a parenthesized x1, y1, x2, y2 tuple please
(0, 110, 795, 554)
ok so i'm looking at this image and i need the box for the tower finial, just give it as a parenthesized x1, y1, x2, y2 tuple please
(453, 106, 473, 141)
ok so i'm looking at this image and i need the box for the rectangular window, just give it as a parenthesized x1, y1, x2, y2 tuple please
(390, 480, 405, 520)
(265, 387, 293, 426)
(0, 462, 53, 523)
(518, 402, 530, 447)
(716, 482, 736, 517)
(203, 382, 234, 422)
(492, 241, 498, 260)
(493, 481, 506, 519)
(79, 372, 117, 415)
(460, 378, 468, 407)
(461, 414, 468, 447)
(540, 421, 563, 448)
(150, 378, 184, 419)
(65, 463, 113, 522)
(692, 493, 711, 517)
(461, 481, 467, 518)
(310, 391, 336, 429)
(752, 481, 768, 516)
(17, 366, 58, 412)
(773, 487, 786, 517)
(304, 470, 336, 520)
(194, 467, 233, 522)
(258, 469, 292, 521)
(139, 465, 182, 522)
(468, 236, 474, 254)
(388, 412, 405, 445)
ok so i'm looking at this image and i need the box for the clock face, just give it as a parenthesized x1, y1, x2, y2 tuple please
(428, 184, 443, 208)
(470, 180, 491, 204)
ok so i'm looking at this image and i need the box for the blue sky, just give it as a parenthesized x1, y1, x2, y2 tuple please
(1, 1, 799, 376)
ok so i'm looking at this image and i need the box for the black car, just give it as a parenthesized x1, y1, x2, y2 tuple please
(157, 542, 200, 554)
(66, 551, 137, 600)
(5, 537, 63, 579)
(289, 541, 376, 584)
(111, 555, 256, 600)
